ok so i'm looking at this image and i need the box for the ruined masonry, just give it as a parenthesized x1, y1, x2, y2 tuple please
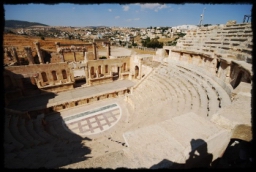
(4, 21, 252, 169)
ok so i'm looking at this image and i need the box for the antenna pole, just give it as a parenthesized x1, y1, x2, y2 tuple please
(199, 7, 206, 27)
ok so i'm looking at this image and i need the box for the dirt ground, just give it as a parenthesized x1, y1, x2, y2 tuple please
(158, 36, 179, 43)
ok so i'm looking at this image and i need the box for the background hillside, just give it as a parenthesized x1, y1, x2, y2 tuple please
(5, 20, 48, 28)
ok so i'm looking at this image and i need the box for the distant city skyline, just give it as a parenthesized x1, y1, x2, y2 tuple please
(4, 3, 252, 28)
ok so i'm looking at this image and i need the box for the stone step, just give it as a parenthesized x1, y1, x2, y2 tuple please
(4, 121, 24, 150)
(175, 65, 221, 116)
(50, 119, 81, 142)
(177, 64, 231, 109)
(9, 116, 34, 148)
(4, 142, 17, 153)
(18, 117, 42, 146)
(44, 122, 68, 142)
(189, 66, 232, 106)
(26, 120, 48, 144)
(157, 72, 186, 115)
(33, 119, 58, 143)
(169, 64, 208, 116)
(173, 73, 201, 113)
(169, 74, 193, 114)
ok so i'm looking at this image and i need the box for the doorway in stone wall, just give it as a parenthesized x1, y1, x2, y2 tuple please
(233, 71, 244, 89)
(74, 77, 87, 88)
(135, 66, 139, 79)
(165, 49, 170, 57)
(113, 67, 119, 80)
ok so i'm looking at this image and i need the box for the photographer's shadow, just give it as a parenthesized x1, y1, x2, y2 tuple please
(150, 139, 213, 169)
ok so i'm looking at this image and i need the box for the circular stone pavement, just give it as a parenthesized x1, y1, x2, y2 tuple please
(62, 103, 121, 136)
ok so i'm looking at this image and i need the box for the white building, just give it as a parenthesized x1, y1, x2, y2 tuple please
(172, 25, 198, 33)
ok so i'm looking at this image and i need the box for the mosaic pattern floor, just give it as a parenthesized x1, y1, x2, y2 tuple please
(62, 103, 121, 136)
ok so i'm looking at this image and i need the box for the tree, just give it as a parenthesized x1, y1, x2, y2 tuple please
(141, 37, 163, 48)
(132, 42, 138, 46)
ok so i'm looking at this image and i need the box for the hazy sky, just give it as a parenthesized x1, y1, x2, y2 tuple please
(4, 3, 252, 27)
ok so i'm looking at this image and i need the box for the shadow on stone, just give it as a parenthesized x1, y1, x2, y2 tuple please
(150, 139, 213, 169)
(4, 70, 92, 169)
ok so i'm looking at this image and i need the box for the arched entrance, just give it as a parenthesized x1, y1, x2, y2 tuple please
(216, 60, 221, 74)
(113, 66, 119, 80)
(233, 71, 244, 89)
(135, 66, 139, 79)
(90, 66, 95, 78)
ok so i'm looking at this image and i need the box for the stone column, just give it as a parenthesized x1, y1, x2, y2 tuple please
(82, 48, 86, 59)
(84, 52, 88, 63)
(95, 69, 99, 78)
(225, 65, 231, 83)
(88, 66, 91, 85)
(68, 75, 72, 82)
(24, 46, 35, 64)
(11, 47, 19, 64)
(73, 52, 76, 62)
(118, 66, 122, 80)
(100, 65, 102, 77)
(107, 43, 110, 59)
(138, 60, 142, 79)
(84, 66, 89, 84)
(34, 42, 44, 64)
(4, 48, 10, 60)
(55, 42, 60, 50)
(168, 49, 172, 59)
(130, 87, 134, 95)
(60, 49, 65, 62)
(92, 42, 97, 60)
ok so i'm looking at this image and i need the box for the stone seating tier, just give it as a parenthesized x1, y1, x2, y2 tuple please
(156, 71, 192, 114)
(9, 116, 34, 149)
(176, 71, 208, 116)
(175, 63, 231, 107)
(128, 61, 228, 126)
(4, 115, 24, 151)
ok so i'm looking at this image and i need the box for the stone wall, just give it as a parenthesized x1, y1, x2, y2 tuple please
(170, 50, 216, 74)
(86, 57, 131, 85)
(5, 62, 75, 93)
(50, 52, 64, 63)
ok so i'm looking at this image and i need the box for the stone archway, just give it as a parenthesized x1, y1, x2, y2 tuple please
(233, 71, 244, 89)
(135, 65, 139, 79)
